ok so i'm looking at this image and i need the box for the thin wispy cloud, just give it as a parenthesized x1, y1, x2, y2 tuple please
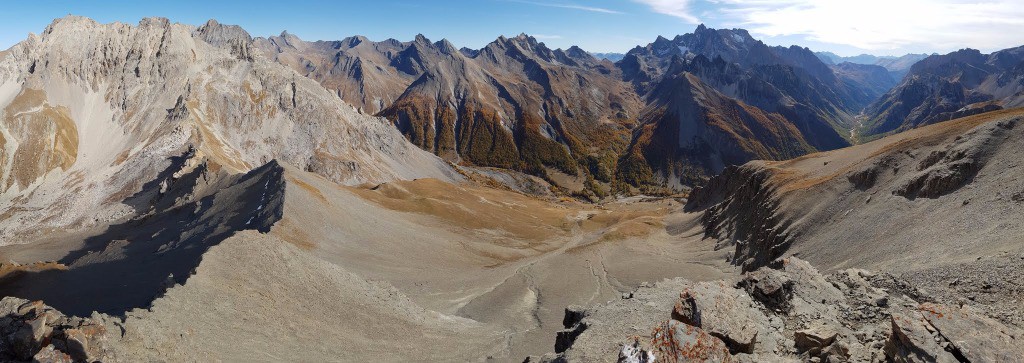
(728, 0, 1024, 52)
(507, 0, 624, 14)
(632, 0, 699, 23)
(532, 34, 563, 39)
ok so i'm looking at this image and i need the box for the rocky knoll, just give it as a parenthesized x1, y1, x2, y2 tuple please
(531, 258, 1024, 362)
(0, 297, 115, 362)
(0, 157, 287, 317)
(683, 109, 1024, 275)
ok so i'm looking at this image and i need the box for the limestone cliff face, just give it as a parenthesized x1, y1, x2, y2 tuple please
(0, 16, 457, 243)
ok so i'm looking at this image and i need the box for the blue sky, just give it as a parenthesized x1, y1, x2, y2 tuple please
(2, 0, 1022, 56)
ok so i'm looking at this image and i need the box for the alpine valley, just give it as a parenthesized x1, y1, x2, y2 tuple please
(0, 15, 1022, 363)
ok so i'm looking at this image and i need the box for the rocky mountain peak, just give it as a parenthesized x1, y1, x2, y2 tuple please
(459, 47, 480, 58)
(41, 15, 109, 39)
(907, 48, 987, 77)
(508, 33, 544, 50)
(563, 45, 590, 60)
(137, 16, 172, 29)
(482, 33, 555, 63)
(341, 35, 369, 48)
(433, 38, 458, 55)
(195, 19, 253, 47)
(272, 30, 304, 49)
(195, 19, 254, 61)
(413, 33, 432, 45)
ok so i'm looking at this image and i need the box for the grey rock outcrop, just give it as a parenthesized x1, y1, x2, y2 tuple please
(0, 297, 115, 362)
(538, 258, 1024, 362)
(894, 117, 1016, 199)
(685, 164, 792, 272)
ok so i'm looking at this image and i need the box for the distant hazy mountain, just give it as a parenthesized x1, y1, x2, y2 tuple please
(590, 52, 624, 62)
(830, 62, 897, 102)
(815, 51, 931, 80)
(816, 51, 891, 65)
(864, 46, 1024, 136)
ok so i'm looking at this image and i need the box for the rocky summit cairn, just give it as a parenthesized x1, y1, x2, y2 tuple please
(536, 258, 1024, 362)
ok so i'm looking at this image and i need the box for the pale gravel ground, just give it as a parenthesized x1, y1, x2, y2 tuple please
(1, 163, 735, 362)
(112, 231, 510, 362)
(266, 164, 734, 360)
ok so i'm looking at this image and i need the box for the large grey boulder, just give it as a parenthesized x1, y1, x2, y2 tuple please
(0, 297, 114, 362)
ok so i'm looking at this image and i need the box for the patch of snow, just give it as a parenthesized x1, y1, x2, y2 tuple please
(731, 33, 745, 44)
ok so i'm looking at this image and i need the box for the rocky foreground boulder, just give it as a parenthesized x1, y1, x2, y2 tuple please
(530, 258, 1024, 362)
(0, 297, 115, 362)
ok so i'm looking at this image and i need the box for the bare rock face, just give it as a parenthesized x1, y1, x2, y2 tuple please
(894, 117, 1017, 199)
(672, 283, 786, 354)
(885, 311, 959, 363)
(0, 16, 458, 243)
(737, 267, 794, 313)
(0, 297, 115, 362)
(32, 344, 74, 363)
(685, 164, 792, 272)
(648, 320, 732, 361)
(917, 303, 1024, 362)
(538, 258, 1024, 362)
(555, 306, 589, 354)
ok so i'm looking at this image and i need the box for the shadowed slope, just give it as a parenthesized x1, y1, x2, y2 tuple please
(0, 161, 285, 316)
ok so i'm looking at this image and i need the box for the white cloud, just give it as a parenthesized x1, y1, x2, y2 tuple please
(636, 0, 1024, 53)
(509, 0, 624, 14)
(729, 0, 1024, 52)
(633, 0, 700, 23)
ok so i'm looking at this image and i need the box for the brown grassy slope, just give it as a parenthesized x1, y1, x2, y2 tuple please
(760, 108, 1024, 271)
(1, 88, 78, 191)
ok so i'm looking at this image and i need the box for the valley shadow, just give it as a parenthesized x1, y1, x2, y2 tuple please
(0, 161, 285, 317)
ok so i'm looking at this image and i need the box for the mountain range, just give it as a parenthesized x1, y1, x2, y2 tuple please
(590, 52, 625, 62)
(1, 15, 1023, 362)
(256, 24, 922, 194)
(865, 47, 1024, 136)
(815, 51, 931, 80)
